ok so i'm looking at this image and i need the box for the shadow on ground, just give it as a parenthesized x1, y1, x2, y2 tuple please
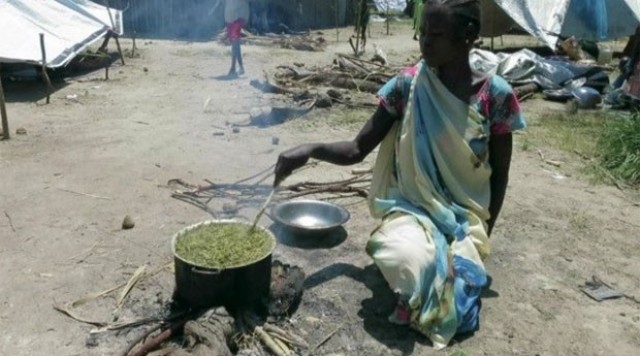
(303, 263, 429, 354)
(1, 52, 120, 103)
(302, 263, 501, 353)
(2, 79, 69, 103)
(269, 224, 348, 249)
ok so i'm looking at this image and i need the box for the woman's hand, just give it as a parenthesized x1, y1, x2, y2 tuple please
(274, 144, 314, 187)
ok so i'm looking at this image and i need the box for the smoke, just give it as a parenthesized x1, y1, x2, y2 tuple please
(116, 0, 223, 40)
(102, 0, 352, 40)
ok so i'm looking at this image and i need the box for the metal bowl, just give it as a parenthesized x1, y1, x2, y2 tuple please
(270, 199, 350, 236)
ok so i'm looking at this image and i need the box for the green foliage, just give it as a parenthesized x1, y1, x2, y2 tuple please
(526, 112, 604, 158)
(175, 223, 273, 269)
(597, 114, 640, 185)
(526, 111, 640, 187)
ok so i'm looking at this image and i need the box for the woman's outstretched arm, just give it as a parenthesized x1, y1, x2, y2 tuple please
(487, 133, 513, 235)
(274, 105, 396, 186)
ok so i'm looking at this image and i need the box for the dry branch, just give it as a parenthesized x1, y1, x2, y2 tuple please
(514, 83, 540, 99)
(55, 187, 112, 200)
(117, 265, 147, 309)
(53, 304, 107, 327)
(218, 31, 326, 52)
(278, 174, 371, 200)
(242, 313, 288, 356)
(121, 324, 165, 356)
(4, 211, 15, 232)
(262, 324, 309, 349)
(261, 53, 403, 112)
(329, 77, 380, 94)
(275, 65, 315, 80)
(127, 317, 190, 356)
(250, 79, 300, 96)
(256, 326, 288, 356)
(312, 322, 346, 353)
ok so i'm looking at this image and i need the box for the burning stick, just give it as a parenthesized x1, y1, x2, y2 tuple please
(263, 324, 309, 349)
(125, 319, 188, 356)
(256, 326, 289, 356)
(242, 313, 289, 356)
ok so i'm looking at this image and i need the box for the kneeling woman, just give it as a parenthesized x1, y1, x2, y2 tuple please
(273, 0, 525, 348)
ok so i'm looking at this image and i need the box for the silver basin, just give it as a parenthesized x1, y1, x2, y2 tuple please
(270, 199, 350, 236)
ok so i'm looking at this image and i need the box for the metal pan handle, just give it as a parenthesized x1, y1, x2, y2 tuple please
(191, 266, 221, 275)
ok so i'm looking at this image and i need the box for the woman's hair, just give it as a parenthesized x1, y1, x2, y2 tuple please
(426, 0, 481, 42)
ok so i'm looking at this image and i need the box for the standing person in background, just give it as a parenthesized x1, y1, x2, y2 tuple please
(613, 25, 640, 90)
(224, 0, 249, 77)
(351, 0, 371, 53)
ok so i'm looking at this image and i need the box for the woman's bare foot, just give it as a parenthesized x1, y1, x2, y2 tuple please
(388, 300, 410, 326)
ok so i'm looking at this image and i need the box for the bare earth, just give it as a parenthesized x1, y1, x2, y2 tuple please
(1, 24, 639, 356)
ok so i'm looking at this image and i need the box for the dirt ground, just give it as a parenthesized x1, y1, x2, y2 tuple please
(1, 23, 639, 356)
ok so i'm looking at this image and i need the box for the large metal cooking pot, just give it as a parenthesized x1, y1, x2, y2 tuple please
(171, 220, 276, 310)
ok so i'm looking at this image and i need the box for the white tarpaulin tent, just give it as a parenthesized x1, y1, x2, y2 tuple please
(56, 0, 124, 35)
(480, 0, 515, 38)
(373, 0, 405, 12)
(0, 0, 123, 68)
(494, 0, 640, 49)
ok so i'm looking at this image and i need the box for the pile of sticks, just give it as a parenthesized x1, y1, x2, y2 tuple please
(235, 312, 309, 356)
(217, 30, 328, 52)
(278, 168, 372, 200)
(168, 165, 372, 218)
(123, 309, 309, 356)
(273, 54, 401, 95)
(246, 54, 403, 112)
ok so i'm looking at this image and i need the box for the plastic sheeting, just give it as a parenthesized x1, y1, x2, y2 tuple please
(470, 48, 609, 91)
(373, 0, 406, 12)
(0, 0, 122, 68)
(494, 0, 640, 49)
(56, 0, 124, 35)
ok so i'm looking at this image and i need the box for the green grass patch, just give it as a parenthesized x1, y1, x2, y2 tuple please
(525, 111, 640, 187)
(524, 112, 605, 157)
(597, 114, 640, 185)
(569, 211, 590, 232)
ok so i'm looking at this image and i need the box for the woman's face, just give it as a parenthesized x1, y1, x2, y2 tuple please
(420, 7, 467, 67)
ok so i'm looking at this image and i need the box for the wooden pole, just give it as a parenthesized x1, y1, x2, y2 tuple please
(160, 0, 165, 35)
(104, 0, 125, 65)
(166, 0, 171, 37)
(145, 0, 151, 35)
(385, 0, 390, 36)
(131, 31, 137, 58)
(355, 1, 361, 55)
(0, 64, 10, 140)
(39, 33, 54, 104)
